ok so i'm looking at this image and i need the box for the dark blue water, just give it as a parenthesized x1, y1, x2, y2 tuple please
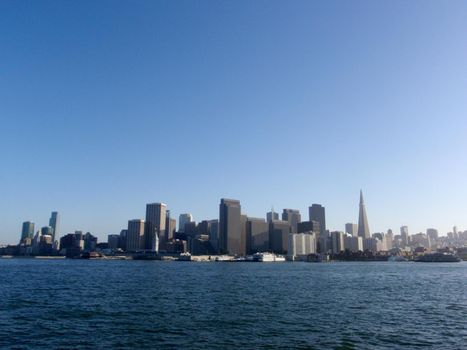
(0, 259, 466, 349)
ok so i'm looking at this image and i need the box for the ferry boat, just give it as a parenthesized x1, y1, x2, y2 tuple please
(252, 252, 286, 262)
(414, 253, 461, 263)
(178, 252, 192, 261)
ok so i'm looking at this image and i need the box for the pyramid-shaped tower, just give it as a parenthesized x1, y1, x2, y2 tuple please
(358, 190, 370, 239)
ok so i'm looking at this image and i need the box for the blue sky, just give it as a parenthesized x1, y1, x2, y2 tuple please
(1, 0, 467, 244)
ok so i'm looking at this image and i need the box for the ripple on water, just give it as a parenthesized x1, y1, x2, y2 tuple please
(0, 260, 466, 349)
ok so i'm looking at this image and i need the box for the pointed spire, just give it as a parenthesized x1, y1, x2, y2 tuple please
(358, 190, 370, 239)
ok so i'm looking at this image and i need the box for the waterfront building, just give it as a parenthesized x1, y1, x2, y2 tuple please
(357, 191, 371, 239)
(119, 229, 127, 251)
(269, 220, 290, 254)
(344, 234, 363, 252)
(59, 231, 84, 257)
(331, 231, 346, 254)
(21, 221, 35, 242)
(246, 217, 269, 254)
(288, 232, 316, 259)
(309, 204, 326, 235)
(345, 223, 358, 237)
(107, 234, 120, 250)
(282, 209, 301, 233)
(127, 219, 145, 252)
(83, 232, 97, 251)
(363, 237, 377, 252)
(49, 211, 60, 243)
(178, 213, 194, 233)
(145, 203, 166, 250)
(266, 210, 279, 222)
(219, 198, 242, 255)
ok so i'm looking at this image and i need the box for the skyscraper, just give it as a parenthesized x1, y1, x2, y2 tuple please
(127, 219, 145, 251)
(178, 213, 194, 232)
(400, 226, 409, 247)
(357, 190, 370, 239)
(144, 203, 166, 250)
(21, 221, 35, 242)
(49, 211, 60, 242)
(219, 198, 241, 255)
(282, 209, 301, 233)
(309, 204, 326, 235)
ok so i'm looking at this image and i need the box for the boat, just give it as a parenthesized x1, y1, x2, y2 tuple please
(252, 252, 286, 262)
(388, 255, 408, 262)
(178, 252, 192, 261)
(414, 253, 461, 263)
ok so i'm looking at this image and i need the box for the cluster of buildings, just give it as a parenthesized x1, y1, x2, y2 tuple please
(3, 191, 467, 260)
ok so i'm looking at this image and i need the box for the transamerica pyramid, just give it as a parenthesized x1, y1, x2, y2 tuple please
(358, 190, 370, 239)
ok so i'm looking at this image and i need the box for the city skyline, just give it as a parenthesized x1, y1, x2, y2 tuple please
(2, 1, 467, 243)
(4, 190, 465, 245)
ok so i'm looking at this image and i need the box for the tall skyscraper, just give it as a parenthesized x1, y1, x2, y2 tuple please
(178, 213, 194, 232)
(282, 209, 301, 233)
(345, 223, 358, 237)
(309, 204, 326, 235)
(400, 226, 409, 246)
(219, 198, 241, 255)
(21, 221, 35, 242)
(145, 203, 166, 250)
(246, 217, 269, 254)
(127, 219, 145, 251)
(357, 191, 370, 239)
(49, 211, 60, 242)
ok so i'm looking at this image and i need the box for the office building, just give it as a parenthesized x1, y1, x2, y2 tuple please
(297, 220, 320, 234)
(49, 211, 60, 242)
(331, 231, 346, 254)
(178, 213, 194, 232)
(357, 191, 370, 239)
(219, 198, 242, 255)
(165, 210, 176, 241)
(309, 204, 326, 235)
(127, 219, 145, 252)
(288, 232, 317, 259)
(282, 209, 301, 233)
(400, 226, 409, 247)
(344, 234, 363, 252)
(246, 217, 269, 254)
(145, 203, 166, 250)
(21, 221, 35, 242)
(107, 234, 120, 250)
(269, 220, 290, 254)
(208, 220, 219, 252)
(345, 223, 358, 237)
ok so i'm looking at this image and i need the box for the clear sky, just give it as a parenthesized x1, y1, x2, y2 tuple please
(1, 0, 467, 244)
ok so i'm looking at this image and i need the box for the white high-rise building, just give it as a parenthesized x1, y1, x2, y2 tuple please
(288, 232, 317, 259)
